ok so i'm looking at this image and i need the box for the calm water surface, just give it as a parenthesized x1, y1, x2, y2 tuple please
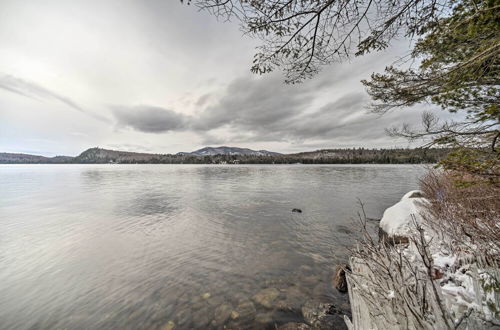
(0, 164, 426, 329)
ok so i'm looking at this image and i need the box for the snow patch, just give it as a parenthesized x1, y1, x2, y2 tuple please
(379, 191, 428, 236)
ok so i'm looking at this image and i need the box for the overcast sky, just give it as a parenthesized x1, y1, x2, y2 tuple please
(0, 0, 455, 156)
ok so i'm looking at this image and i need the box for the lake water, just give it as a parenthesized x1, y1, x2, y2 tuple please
(0, 164, 426, 329)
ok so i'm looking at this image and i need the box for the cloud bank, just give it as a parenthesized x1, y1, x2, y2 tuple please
(110, 72, 437, 148)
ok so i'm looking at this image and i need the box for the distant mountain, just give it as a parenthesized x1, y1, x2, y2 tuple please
(75, 147, 163, 163)
(180, 146, 281, 156)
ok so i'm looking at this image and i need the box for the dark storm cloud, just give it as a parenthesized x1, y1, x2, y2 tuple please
(0, 74, 109, 122)
(112, 105, 191, 133)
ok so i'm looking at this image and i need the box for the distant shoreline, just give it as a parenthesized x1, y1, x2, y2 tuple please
(1, 146, 449, 165)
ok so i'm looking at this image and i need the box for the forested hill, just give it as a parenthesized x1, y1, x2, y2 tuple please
(0, 147, 449, 164)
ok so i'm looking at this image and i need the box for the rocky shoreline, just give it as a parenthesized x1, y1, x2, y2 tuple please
(160, 264, 352, 330)
(162, 280, 351, 330)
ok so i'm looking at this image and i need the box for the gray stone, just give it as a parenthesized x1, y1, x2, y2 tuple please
(252, 288, 280, 308)
(379, 227, 410, 245)
(254, 312, 274, 324)
(174, 308, 191, 327)
(276, 286, 305, 311)
(162, 320, 175, 330)
(302, 301, 348, 330)
(235, 300, 256, 320)
(301, 274, 320, 285)
(192, 306, 212, 328)
(278, 322, 311, 330)
(213, 303, 233, 326)
(207, 295, 225, 307)
(332, 265, 349, 293)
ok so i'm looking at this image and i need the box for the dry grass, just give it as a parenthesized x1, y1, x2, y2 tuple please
(346, 171, 500, 329)
(419, 170, 500, 266)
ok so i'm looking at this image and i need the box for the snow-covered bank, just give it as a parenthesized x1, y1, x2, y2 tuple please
(344, 191, 499, 330)
(378, 190, 427, 243)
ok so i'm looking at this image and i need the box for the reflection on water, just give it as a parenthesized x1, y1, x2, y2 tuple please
(0, 164, 426, 329)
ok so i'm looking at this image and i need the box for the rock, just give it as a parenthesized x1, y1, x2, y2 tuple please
(201, 292, 211, 299)
(332, 264, 350, 293)
(276, 286, 305, 311)
(292, 208, 302, 213)
(378, 191, 427, 245)
(213, 303, 233, 326)
(174, 308, 191, 327)
(432, 268, 445, 280)
(278, 322, 311, 330)
(252, 288, 280, 308)
(207, 295, 225, 307)
(312, 283, 329, 300)
(254, 312, 273, 324)
(403, 190, 424, 198)
(232, 292, 248, 304)
(177, 292, 190, 304)
(235, 300, 256, 320)
(302, 301, 348, 330)
(379, 227, 410, 245)
(230, 311, 239, 320)
(162, 321, 175, 330)
(301, 274, 319, 285)
(335, 225, 353, 235)
(299, 265, 313, 274)
(192, 307, 212, 328)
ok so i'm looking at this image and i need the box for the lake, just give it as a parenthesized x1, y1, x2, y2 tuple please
(0, 164, 426, 329)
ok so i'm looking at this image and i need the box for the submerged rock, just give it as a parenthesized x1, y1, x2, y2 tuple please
(292, 208, 302, 213)
(213, 303, 233, 326)
(174, 308, 191, 328)
(300, 274, 320, 285)
(162, 320, 175, 330)
(254, 312, 274, 324)
(232, 292, 248, 304)
(278, 322, 310, 330)
(299, 265, 313, 274)
(235, 300, 257, 320)
(252, 288, 280, 308)
(276, 286, 305, 311)
(312, 283, 329, 300)
(332, 264, 350, 293)
(302, 301, 348, 330)
(207, 295, 225, 307)
(192, 307, 212, 328)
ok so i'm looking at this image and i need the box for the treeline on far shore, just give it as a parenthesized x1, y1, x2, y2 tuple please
(0, 147, 450, 164)
(143, 148, 448, 164)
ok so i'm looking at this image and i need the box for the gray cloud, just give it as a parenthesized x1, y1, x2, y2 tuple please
(111, 70, 439, 148)
(190, 72, 446, 147)
(194, 93, 211, 107)
(112, 105, 190, 133)
(0, 74, 109, 123)
(193, 74, 321, 132)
